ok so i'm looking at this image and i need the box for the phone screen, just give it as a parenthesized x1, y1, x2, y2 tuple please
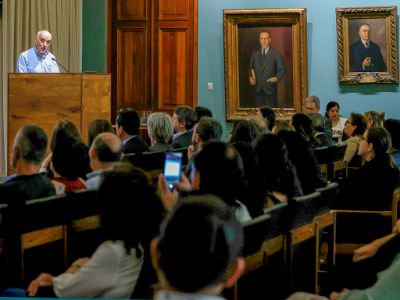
(164, 152, 183, 190)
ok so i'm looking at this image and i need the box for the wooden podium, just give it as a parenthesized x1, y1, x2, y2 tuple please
(8, 73, 111, 173)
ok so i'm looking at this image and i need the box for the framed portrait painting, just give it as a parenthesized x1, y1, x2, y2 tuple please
(336, 6, 398, 84)
(223, 8, 308, 120)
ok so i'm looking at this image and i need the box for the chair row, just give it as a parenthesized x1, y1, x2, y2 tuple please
(0, 189, 101, 288)
(229, 184, 400, 300)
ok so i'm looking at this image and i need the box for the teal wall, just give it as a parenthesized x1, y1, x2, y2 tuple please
(198, 0, 400, 136)
(82, 0, 107, 72)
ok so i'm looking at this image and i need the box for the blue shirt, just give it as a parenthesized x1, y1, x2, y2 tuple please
(16, 47, 60, 73)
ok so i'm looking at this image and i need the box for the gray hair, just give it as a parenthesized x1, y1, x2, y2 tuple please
(147, 112, 174, 144)
(13, 125, 48, 165)
(305, 95, 320, 109)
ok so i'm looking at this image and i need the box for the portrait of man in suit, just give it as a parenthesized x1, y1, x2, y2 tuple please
(248, 31, 286, 107)
(349, 22, 387, 72)
(236, 26, 293, 109)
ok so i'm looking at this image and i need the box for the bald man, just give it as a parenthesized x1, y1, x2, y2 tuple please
(16, 30, 60, 73)
(86, 132, 123, 190)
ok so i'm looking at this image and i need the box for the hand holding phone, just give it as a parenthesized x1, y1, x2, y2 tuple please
(164, 152, 183, 190)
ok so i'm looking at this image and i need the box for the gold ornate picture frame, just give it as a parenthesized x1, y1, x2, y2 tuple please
(223, 8, 308, 121)
(336, 6, 398, 84)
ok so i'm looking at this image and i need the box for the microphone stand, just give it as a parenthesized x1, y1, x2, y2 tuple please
(52, 58, 70, 73)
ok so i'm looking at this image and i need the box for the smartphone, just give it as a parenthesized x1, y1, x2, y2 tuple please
(164, 152, 183, 190)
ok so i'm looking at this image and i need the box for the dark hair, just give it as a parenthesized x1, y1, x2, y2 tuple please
(92, 133, 122, 162)
(50, 119, 82, 151)
(195, 106, 213, 120)
(291, 113, 317, 146)
(194, 141, 245, 207)
(325, 101, 340, 118)
(15, 125, 48, 165)
(88, 119, 114, 147)
(350, 113, 367, 136)
(52, 136, 90, 180)
(99, 162, 162, 254)
(367, 127, 391, 157)
(229, 119, 258, 143)
(258, 106, 276, 130)
(254, 134, 302, 197)
(384, 119, 400, 150)
(116, 108, 141, 136)
(158, 195, 243, 292)
(195, 117, 223, 142)
(174, 106, 198, 130)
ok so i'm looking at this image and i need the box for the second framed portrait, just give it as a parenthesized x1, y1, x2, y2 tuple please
(223, 8, 308, 120)
(336, 6, 398, 84)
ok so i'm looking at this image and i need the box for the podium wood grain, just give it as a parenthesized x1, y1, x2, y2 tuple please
(8, 74, 111, 174)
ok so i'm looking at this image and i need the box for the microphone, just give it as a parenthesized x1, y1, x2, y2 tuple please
(52, 57, 70, 73)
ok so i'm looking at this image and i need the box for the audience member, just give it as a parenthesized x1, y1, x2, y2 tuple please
(257, 105, 276, 131)
(116, 108, 149, 154)
(86, 132, 123, 190)
(27, 162, 163, 298)
(255, 134, 303, 208)
(384, 118, 400, 167)
(146, 112, 174, 152)
(229, 119, 258, 143)
(365, 110, 385, 128)
(194, 106, 213, 120)
(341, 113, 367, 167)
(248, 115, 269, 135)
(171, 106, 198, 149)
(272, 120, 295, 134)
(335, 127, 399, 210)
(278, 130, 326, 195)
(151, 195, 244, 300)
(0, 125, 55, 206)
(326, 101, 347, 143)
(88, 119, 114, 147)
(309, 113, 332, 147)
(158, 141, 251, 223)
(303, 95, 333, 140)
(291, 113, 319, 148)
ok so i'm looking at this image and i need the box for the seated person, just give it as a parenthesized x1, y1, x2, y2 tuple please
(151, 194, 245, 300)
(384, 118, 400, 168)
(146, 112, 174, 152)
(26, 162, 163, 298)
(171, 106, 198, 149)
(87, 119, 115, 147)
(158, 141, 252, 223)
(0, 125, 55, 206)
(341, 113, 367, 167)
(335, 127, 399, 211)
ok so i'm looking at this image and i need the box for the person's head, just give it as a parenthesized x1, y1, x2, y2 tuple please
(358, 23, 371, 41)
(12, 125, 48, 169)
(248, 115, 268, 135)
(303, 95, 321, 114)
(259, 31, 272, 49)
(309, 113, 326, 133)
(88, 119, 114, 147)
(193, 117, 223, 146)
(152, 194, 244, 294)
(325, 101, 341, 121)
(100, 162, 162, 254)
(291, 113, 315, 144)
(146, 112, 174, 145)
(257, 106, 276, 131)
(271, 120, 295, 134)
(364, 111, 385, 128)
(384, 118, 400, 150)
(358, 127, 391, 161)
(89, 132, 122, 170)
(172, 106, 198, 132)
(195, 106, 213, 121)
(50, 119, 82, 151)
(229, 119, 258, 143)
(116, 108, 141, 138)
(52, 135, 90, 180)
(193, 141, 245, 206)
(344, 113, 367, 138)
(35, 30, 52, 55)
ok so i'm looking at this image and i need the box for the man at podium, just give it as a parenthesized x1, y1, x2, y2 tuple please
(16, 30, 60, 73)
